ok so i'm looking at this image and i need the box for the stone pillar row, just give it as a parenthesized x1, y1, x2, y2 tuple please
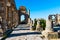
(29, 19, 43, 31)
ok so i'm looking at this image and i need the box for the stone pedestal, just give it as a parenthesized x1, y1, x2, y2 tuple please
(45, 20, 53, 32)
(42, 20, 53, 38)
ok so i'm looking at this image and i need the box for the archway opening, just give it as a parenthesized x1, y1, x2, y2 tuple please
(20, 15, 26, 24)
(52, 16, 55, 21)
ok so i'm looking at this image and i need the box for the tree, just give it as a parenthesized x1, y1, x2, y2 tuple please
(33, 18, 37, 30)
(40, 18, 46, 30)
(34, 19, 37, 26)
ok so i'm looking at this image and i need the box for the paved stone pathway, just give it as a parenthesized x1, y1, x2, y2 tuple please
(5, 24, 44, 40)
(5, 24, 60, 40)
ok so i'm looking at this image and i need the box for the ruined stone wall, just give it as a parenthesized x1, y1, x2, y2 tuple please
(0, 0, 19, 36)
(18, 6, 30, 24)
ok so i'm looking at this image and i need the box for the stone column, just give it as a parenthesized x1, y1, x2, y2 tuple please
(32, 20, 35, 26)
(30, 19, 33, 30)
(45, 20, 53, 32)
(36, 20, 40, 31)
(28, 18, 30, 26)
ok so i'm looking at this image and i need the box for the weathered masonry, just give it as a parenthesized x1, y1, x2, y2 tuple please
(18, 6, 30, 24)
(48, 14, 60, 27)
(0, 0, 18, 36)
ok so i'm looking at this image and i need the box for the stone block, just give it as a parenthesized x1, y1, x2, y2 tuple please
(48, 32, 58, 40)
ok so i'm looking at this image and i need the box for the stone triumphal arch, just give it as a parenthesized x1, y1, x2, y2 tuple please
(18, 6, 30, 24)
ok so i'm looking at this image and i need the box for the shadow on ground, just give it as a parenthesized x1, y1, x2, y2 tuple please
(14, 29, 30, 31)
(7, 32, 41, 38)
(6, 25, 41, 38)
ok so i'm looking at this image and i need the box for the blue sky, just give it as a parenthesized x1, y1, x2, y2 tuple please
(15, 0, 60, 20)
